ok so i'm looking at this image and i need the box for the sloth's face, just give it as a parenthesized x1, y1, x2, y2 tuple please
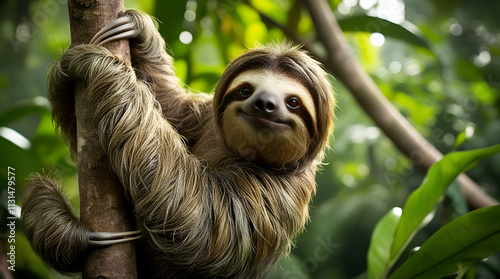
(220, 70, 316, 166)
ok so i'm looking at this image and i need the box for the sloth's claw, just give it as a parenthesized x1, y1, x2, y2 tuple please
(89, 230, 142, 247)
(90, 16, 136, 46)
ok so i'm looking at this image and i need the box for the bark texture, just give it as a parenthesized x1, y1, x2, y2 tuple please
(67, 0, 137, 278)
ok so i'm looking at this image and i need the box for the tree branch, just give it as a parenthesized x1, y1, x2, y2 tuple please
(298, 0, 497, 208)
(67, 0, 137, 278)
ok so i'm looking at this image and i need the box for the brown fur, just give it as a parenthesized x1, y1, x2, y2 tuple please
(21, 10, 335, 278)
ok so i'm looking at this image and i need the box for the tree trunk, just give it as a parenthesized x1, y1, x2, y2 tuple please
(67, 0, 137, 278)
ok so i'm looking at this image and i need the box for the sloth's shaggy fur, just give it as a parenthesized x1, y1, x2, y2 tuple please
(21, 10, 335, 279)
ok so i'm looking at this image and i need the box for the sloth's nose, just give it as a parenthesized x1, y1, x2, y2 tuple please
(253, 93, 278, 113)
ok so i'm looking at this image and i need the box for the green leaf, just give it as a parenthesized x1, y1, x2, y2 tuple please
(453, 125, 475, 150)
(445, 180, 469, 217)
(0, 97, 49, 126)
(367, 207, 402, 279)
(389, 205, 500, 279)
(0, 131, 41, 184)
(337, 15, 433, 52)
(390, 144, 500, 262)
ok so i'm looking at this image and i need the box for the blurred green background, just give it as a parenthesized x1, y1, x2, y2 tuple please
(1, 0, 499, 278)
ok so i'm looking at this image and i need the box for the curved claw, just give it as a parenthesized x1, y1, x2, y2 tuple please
(95, 30, 136, 47)
(90, 16, 129, 45)
(90, 16, 136, 46)
(89, 230, 142, 247)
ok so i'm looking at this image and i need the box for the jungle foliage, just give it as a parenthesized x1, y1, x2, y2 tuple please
(1, 0, 499, 278)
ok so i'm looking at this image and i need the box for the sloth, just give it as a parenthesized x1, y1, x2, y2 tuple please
(21, 10, 335, 279)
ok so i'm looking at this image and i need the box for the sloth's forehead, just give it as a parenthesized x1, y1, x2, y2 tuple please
(227, 70, 304, 93)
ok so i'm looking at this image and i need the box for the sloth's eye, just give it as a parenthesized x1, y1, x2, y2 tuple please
(287, 97, 300, 109)
(240, 86, 252, 97)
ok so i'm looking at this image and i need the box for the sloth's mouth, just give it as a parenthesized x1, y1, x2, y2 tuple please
(239, 110, 292, 129)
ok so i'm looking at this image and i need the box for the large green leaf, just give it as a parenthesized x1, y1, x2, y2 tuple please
(0, 97, 49, 126)
(367, 207, 402, 279)
(453, 125, 475, 151)
(390, 144, 500, 261)
(0, 132, 41, 186)
(337, 15, 433, 52)
(389, 205, 500, 278)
